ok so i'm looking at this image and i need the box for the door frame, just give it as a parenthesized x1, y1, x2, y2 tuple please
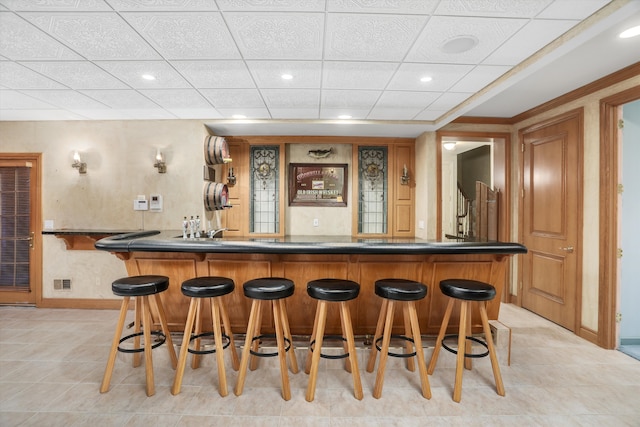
(599, 86, 640, 349)
(0, 153, 42, 306)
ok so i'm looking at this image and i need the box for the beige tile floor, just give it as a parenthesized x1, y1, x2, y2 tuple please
(1, 303, 639, 426)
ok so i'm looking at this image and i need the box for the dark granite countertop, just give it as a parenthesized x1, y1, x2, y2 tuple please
(94, 230, 527, 256)
(42, 229, 138, 235)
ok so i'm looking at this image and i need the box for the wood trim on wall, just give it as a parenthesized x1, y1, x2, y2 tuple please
(599, 85, 640, 349)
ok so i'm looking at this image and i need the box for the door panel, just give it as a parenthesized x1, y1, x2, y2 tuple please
(0, 155, 41, 305)
(521, 112, 581, 331)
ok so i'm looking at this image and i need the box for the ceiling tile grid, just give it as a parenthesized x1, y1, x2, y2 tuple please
(0, 0, 633, 134)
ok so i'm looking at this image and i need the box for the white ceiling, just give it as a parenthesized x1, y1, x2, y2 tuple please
(1, 0, 639, 137)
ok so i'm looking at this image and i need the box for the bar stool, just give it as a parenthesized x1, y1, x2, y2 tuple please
(305, 278, 363, 402)
(366, 278, 431, 399)
(234, 277, 299, 400)
(100, 275, 177, 396)
(171, 276, 239, 396)
(427, 279, 505, 402)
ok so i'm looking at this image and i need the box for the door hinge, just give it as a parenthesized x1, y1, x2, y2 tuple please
(617, 248, 623, 259)
(618, 119, 624, 129)
(618, 184, 624, 194)
(616, 312, 622, 323)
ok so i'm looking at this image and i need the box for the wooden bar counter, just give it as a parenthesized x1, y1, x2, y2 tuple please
(95, 231, 526, 336)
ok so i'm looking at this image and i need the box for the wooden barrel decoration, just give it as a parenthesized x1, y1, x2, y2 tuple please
(203, 182, 229, 211)
(204, 135, 230, 165)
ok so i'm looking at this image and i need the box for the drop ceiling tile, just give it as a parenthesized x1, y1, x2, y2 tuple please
(319, 109, 371, 119)
(322, 61, 397, 90)
(21, 89, 109, 110)
(138, 89, 212, 109)
(434, 0, 552, 18)
(270, 108, 319, 119)
(200, 88, 266, 109)
(217, 0, 324, 11)
(373, 90, 440, 109)
(367, 107, 421, 120)
(327, 0, 438, 14)
(79, 89, 159, 109)
(0, 0, 111, 11)
(22, 12, 160, 60)
(225, 12, 324, 60)
(406, 16, 527, 64)
(75, 108, 176, 119)
(122, 12, 240, 60)
(0, 89, 56, 109)
(413, 109, 446, 121)
(426, 92, 473, 111)
(325, 14, 426, 61)
(247, 61, 321, 88)
(95, 61, 191, 89)
(537, 0, 611, 19)
(217, 108, 270, 118)
(448, 65, 510, 92)
(482, 19, 579, 66)
(20, 61, 128, 89)
(321, 90, 381, 110)
(0, 61, 67, 89)
(171, 60, 255, 88)
(0, 12, 82, 60)
(387, 63, 474, 92)
(0, 109, 87, 120)
(261, 88, 319, 109)
(106, 0, 218, 11)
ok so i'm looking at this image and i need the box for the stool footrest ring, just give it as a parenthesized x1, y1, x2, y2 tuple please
(309, 335, 349, 360)
(375, 334, 417, 359)
(187, 332, 231, 355)
(249, 334, 291, 358)
(441, 334, 490, 359)
(117, 330, 166, 353)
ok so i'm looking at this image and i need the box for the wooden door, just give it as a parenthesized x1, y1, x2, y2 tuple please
(521, 111, 582, 331)
(0, 154, 42, 305)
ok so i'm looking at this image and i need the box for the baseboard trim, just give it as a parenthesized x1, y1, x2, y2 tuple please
(38, 298, 122, 310)
(579, 326, 598, 345)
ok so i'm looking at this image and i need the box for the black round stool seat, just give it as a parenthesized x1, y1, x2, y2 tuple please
(243, 277, 294, 300)
(181, 276, 235, 298)
(112, 275, 169, 297)
(307, 279, 360, 302)
(375, 279, 427, 301)
(440, 279, 496, 301)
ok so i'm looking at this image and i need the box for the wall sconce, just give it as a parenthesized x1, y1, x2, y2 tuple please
(72, 151, 87, 174)
(227, 166, 236, 185)
(401, 164, 410, 185)
(154, 150, 167, 173)
(443, 141, 457, 151)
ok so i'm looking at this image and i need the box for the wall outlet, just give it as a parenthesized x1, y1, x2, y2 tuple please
(53, 279, 71, 290)
(313, 218, 319, 227)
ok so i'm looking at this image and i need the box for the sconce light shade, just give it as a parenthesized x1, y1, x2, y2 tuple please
(401, 163, 410, 185)
(443, 141, 457, 151)
(154, 150, 167, 173)
(72, 151, 87, 174)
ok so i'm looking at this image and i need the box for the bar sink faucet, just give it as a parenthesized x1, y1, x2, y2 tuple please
(207, 228, 228, 238)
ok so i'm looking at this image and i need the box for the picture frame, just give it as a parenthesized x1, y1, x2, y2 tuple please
(289, 163, 348, 207)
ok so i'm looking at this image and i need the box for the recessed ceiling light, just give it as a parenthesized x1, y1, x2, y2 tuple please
(231, 114, 246, 119)
(619, 25, 640, 39)
(281, 73, 293, 80)
(141, 74, 156, 81)
(420, 76, 433, 83)
(441, 36, 479, 54)
(338, 115, 352, 120)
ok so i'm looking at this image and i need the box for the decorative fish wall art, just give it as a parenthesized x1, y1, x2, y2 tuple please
(307, 147, 333, 159)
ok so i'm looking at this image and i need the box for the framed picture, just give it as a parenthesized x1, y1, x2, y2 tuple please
(289, 163, 348, 206)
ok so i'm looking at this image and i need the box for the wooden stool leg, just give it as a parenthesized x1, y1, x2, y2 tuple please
(403, 305, 415, 372)
(305, 299, 322, 374)
(154, 293, 177, 369)
(141, 296, 155, 396)
(211, 297, 228, 397)
(427, 298, 454, 374)
(100, 296, 130, 393)
(453, 300, 468, 403)
(366, 298, 387, 373)
(249, 300, 263, 371)
(133, 297, 142, 368)
(408, 301, 431, 399)
(191, 299, 204, 369)
(171, 297, 198, 395)
(464, 302, 473, 371)
(272, 300, 291, 401)
(341, 301, 363, 400)
(219, 298, 240, 371)
(373, 300, 395, 399)
(235, 299, 260, 396)
(305, 300, 327, 402)
(480, 302, 505, 396)
(278, 299, 298, 373)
